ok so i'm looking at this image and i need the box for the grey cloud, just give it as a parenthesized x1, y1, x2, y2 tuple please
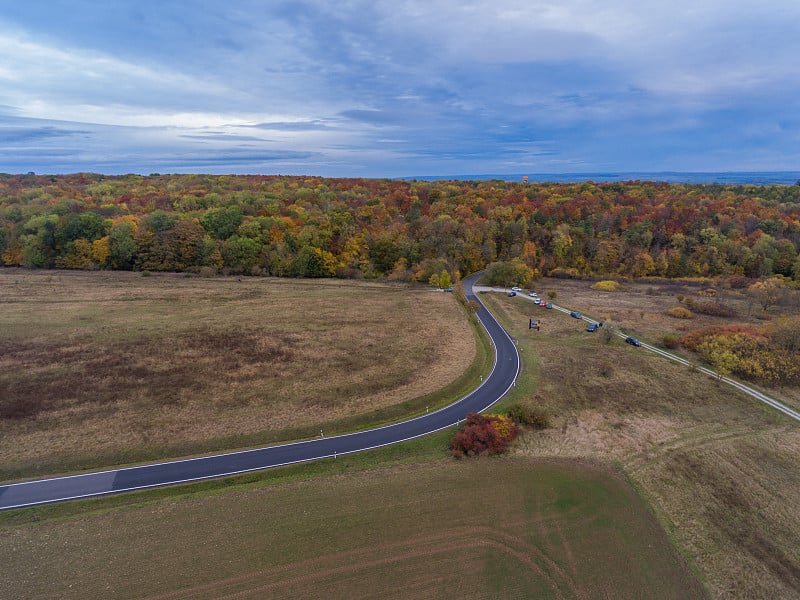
(134, 150, 320, 167)
(178, 133, 274, 142)
(250, 120, 333, 131)
(339, 109, 404, 125)
(0, 126, 90, 143)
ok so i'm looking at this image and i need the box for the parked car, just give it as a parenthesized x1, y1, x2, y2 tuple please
(529, 292, 537, 298)
(625, 337, 642, 347)
(545, 303, 553, 309)
(511, 286, 522, 292)
(507, 291, 516, 297)
(570, 311, 582, 319)
(443, 287, 454, 292)
(539, 300, 547, 306)
(586, 323, 598, 332)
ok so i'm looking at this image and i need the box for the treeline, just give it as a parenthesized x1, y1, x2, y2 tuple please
(1, 173, 799, 282)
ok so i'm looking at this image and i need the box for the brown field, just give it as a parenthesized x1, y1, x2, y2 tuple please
(3, 273, 797, 599)
(532, 277, 800, 408)
(484, 283, 800, 599)
(0, 459, 705, 600)
(0, 269, 476, 478)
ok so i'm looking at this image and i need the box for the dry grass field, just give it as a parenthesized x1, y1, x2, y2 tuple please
(3, 272, 796, 599)
(484, 284, 800, 599)
(0, 459, 705, 600)
(0, 269, 476, 479)
(532, 277, 800, 408)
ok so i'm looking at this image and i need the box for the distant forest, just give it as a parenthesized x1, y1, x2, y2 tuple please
(1, 173, 799, 283)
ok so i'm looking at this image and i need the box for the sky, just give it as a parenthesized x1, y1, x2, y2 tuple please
(0, 0, 798, 178)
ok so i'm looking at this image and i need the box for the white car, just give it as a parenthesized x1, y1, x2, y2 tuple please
(529, 292, 537, 298)
(511, 286, 522, 292)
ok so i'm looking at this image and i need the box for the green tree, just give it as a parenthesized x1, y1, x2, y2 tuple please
(140, 210, 177, 234)
(201, 206, 244, 240)
(483, 259, 533, 287)
(293, 245, 337, 277)
(108, 222, 137, 270)
(221, 235, 262, 274)
(55, 211, 108, 249)
(369, 235, 401, 274)
(21, 214, 58, 267)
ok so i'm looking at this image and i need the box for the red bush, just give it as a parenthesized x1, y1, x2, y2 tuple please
(450, 413, 518, 458)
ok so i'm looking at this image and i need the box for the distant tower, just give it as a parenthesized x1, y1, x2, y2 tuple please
(522, 175, 529, 184)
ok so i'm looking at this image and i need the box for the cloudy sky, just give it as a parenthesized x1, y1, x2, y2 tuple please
(0, 0, 798, 177)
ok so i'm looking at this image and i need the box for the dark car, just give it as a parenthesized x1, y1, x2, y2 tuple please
(570, 311, 582, 319)
(507, 291, 516, 297)
(625, 337, 642, 347)
(545, 303, 553, 309)
(586, 323, 598, 332)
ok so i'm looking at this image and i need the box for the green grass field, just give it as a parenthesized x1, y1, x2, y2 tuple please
(483, 287, 800, 599)
(0, 459, 704, 600)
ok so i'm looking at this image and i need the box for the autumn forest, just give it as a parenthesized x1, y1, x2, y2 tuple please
(1, 173, 799, 285)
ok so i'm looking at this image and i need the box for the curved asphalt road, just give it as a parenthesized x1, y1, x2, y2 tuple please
(0, 272, 520, 510)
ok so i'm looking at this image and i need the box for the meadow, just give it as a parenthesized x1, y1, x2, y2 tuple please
(484, 280, 800, 599)
(0, 459, 704, 599)
(0, 269, 477, 479)
(4, 273, 798, 598)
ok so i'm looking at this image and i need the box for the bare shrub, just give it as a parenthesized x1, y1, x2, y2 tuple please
(667, 306, 694, 319)
(599, 324, 616, 344)
(507, 402, 551, 429)
(692, 301, 736, 318)
(768, 317, 800, 353)
(662, 334, 680, 349)
(466, 300, 482, 312)
(599, 362, 615, 377)
(729, 276, 753, 289)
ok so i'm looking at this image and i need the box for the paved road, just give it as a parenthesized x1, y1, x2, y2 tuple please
(0, 273, 520, 510)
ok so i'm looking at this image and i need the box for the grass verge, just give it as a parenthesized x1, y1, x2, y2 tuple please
(0, 458, 705, 600)
(483, 288, 800, 599)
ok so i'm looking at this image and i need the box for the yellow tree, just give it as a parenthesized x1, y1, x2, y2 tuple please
(630, 250, 655, 277)
(91, 236, 111, 267)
